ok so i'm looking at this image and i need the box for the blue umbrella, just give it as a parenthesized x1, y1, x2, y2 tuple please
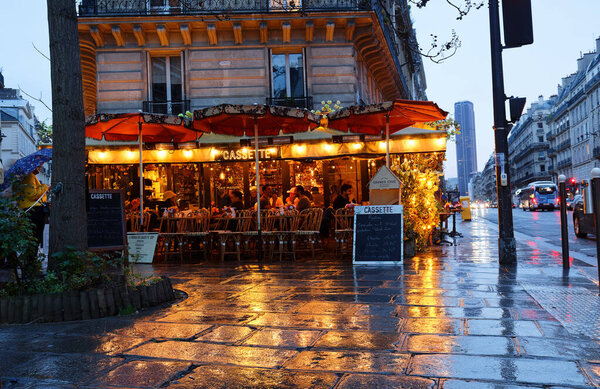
(0, 148, 52, 191)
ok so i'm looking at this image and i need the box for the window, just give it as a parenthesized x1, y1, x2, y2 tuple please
(150, 55, 184, 114)
(538, 136, 543, 142)
(540, 165, 545, 172)
(270, 51, 307, 106)
(537, 122, 543, 129)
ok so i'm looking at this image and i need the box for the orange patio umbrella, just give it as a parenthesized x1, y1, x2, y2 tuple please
(193, 104, 320, 261)
(326, 100, 448, 166)
(86, 112, 198, 225)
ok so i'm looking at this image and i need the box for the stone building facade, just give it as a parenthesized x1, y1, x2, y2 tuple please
(77, 0, 427, 116)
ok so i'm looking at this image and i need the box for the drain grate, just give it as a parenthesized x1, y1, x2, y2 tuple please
(522, 283, 600, 339)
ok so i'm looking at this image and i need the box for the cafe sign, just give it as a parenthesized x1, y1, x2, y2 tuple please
(216, 147, 280, 161)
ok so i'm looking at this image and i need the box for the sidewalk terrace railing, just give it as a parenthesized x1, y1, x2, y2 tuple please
(556, 139, 571, 152)
(78, 0, 371, 16)
(266, 96, 313, 109)
(143, 100, 190, 115)
(557, 158, 572, 169)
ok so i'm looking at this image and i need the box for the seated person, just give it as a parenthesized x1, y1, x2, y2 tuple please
(229, 190, 245, 211)
(295, 185, 312, 211)
(255, 184, 272, 210)
(271, 191, 284, 208)
(333, 183, 352, 209)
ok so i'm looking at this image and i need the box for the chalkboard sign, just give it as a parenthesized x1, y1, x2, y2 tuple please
(353, 205, 403, 265)
(87, 190, 127, 250)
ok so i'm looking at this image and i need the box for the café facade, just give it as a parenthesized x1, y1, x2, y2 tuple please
(86, 126, 447, 210)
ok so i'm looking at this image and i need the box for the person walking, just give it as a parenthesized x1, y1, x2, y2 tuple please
(14, 163, 49, 248)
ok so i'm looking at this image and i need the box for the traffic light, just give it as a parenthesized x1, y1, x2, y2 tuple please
(502, 0, 534, 48)
(570, 177, 577, 185)
(509, 97, 527, 123)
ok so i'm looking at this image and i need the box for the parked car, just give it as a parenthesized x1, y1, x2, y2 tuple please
(567, 195, 581, 210)
(573, 194, 594, 238)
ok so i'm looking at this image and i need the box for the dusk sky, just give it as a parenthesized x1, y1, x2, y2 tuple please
(1, 1, 599, 179)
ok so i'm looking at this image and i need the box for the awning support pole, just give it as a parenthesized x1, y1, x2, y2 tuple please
(138, 116, 144, 227)
(386, 114, 390, 167)
(254, 117, 262, 262)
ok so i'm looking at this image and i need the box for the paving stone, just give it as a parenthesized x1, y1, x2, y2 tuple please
(285, 350, 409, 373)
(404, 335, 518, 356)
(296, 301, 356, 315)
(401, 318, 463, 334)
(125, 340, 297, 367)
(314, 330, 402, 350)
(90, 360, 190, 388)
(195, 325, 255, 343)
(110, 322, 211, 339)
(242, 328, 322, 348)
(518, 337, 600, 359)
(409, 354, 591, 387)
(466, 319, 542, 337)
(157, 310, 258, 325)
(167, 365, 338, 388)
(441, 379, 542, 388)
(1, 352, 122, 382)
(247, 312, 401, 331)
(337, 374, 436, 388)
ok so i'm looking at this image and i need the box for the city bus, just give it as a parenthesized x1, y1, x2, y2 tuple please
(518, 181, 558, 211)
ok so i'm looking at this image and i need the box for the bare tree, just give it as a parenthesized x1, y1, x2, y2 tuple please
(46, 0, 87, 266)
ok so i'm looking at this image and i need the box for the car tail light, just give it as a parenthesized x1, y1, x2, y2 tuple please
(532, 198, 537, 205)
(555, 198, 559, 205)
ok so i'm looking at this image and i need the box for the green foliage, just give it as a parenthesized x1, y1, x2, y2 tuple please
(0, 197, 41, 282)
(119, 304, 136, 316)
(51, 247, 121, 290)
(427, 118, 461, 141)
(36, 121, 53, 144)
(391, 153, 445, 251)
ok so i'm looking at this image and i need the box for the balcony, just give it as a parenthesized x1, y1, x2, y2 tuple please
(547, 147, 556, 156)
(556, 158, 572, 170)
(142, 100, 190, 115)
(556, 139, 571, 152)
(266, 96, 313, 109)
(78, 0, 370, 16)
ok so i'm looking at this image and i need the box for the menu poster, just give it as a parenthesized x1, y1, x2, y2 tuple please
(87, 190, 127, 251)
(127, 232, 159, 263)
(353, 205, 403, 265)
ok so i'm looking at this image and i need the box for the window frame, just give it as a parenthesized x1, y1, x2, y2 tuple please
(269, 48, 307, 99)
(147, 52, 185, 114)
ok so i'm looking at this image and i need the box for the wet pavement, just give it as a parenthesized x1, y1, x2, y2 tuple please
(3, 215, 600, 388)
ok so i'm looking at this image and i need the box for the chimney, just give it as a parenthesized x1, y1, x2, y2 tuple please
(597, 36, 600, 53)
(0, 71, 4, 89)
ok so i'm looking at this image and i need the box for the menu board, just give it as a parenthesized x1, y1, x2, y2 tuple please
(353, 205, 403, 265)
(87, 190, 127, 250)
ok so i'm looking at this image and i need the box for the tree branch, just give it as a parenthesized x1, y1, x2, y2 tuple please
(17, 85, 53, 113)
(32, 42, 51, 62)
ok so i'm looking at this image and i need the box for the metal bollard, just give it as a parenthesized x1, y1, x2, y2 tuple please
(591, 168, 600, 290)
(558, 175, 569, 269)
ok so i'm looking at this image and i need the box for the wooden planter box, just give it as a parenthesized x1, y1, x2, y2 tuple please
(0, 276, 175, 324)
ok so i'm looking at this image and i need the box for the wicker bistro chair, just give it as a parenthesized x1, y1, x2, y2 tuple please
(243, 210, 277, 260)
(182, 209, 211, 260)
(216, 211, 252, 262)
(296, 208, 324, 259)
(157, 216, 184, 262)
(274, 209, 301, 261)
(334, 208, 354, 257)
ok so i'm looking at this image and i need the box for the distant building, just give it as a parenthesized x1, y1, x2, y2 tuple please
(0, 77, 48, 183)
(547, 37, 600, 181)
(471, 153, 497, 203)
(455, 101, 477, 196)
(508, 95, 554, 189)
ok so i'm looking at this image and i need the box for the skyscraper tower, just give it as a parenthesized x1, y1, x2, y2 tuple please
(455, 101, 478, 196)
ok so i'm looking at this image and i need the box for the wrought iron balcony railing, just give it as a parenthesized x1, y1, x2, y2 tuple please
(78, 0, 371, 16)
(556, 158, 572, 170)
(142, 100, 190, 115)
(265, 96, 313, 109)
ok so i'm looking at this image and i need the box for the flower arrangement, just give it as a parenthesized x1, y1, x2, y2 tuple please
(345, 203, 356, 209)
(223, 206, 236, 218)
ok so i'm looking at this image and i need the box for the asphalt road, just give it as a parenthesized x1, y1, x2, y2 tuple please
(470, 207, 599, 263)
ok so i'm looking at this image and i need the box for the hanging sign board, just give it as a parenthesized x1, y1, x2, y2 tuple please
(87, 190, 127, 250)
(127, 232, 159, 263)
(216, 147, 280, 161)
(353, 205, 403, 265)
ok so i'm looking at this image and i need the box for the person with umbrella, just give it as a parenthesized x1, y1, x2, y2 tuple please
(1, 149, 53, 248)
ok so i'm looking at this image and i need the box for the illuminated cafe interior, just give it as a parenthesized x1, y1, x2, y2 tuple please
(86, 126, 447, 212)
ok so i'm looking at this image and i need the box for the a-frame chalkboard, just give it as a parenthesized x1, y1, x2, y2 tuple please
(353, 205, 403, 265)
(87, 189, 127, 251)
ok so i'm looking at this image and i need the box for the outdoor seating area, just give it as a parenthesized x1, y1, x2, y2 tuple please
(126, 207, 344, 262)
